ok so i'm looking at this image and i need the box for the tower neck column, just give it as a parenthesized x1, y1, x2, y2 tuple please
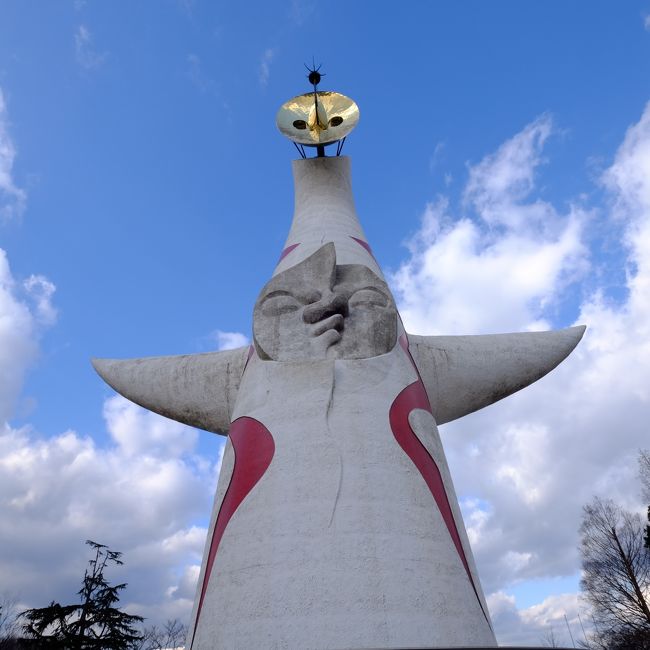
(273, 156, 382, 277)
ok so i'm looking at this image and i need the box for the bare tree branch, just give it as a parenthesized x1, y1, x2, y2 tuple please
(580, 493, 650, 647)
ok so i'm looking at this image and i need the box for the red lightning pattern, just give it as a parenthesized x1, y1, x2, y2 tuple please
(390, 334, 492, 628)
(278, 243, 300, 262)
(349, 235, 378, 262)
(189, 416, 275, 648)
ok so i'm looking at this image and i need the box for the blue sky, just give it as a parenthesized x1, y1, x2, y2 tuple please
(1, 1, 650, 645)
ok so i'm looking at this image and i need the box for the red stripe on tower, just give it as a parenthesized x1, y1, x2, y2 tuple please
(189, 417, 275, 648)
(390, 334, 492, 629)
(278, 243, 300, 262)
(350, 236, 377, 261)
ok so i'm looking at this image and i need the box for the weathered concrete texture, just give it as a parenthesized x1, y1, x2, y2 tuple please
(254, 243, 397, 361)
(409, 326, 586, 425)
(92, 347, 248, 435)
(187, 347, 497, 649)
(274, 156, 383, 277)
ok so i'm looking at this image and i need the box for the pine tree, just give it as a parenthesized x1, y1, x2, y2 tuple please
(20, 540, 143, 649)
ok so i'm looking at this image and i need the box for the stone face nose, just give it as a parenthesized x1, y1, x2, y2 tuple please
(302, 291, 349, 324)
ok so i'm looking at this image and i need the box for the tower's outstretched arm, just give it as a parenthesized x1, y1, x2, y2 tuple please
(92, 347, 249, 435)
(409, 325, 586, 425)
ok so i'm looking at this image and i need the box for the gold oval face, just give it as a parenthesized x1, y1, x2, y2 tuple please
(276, 91, 360, 146)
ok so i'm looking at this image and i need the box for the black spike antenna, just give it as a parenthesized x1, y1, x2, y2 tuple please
(305, 58, 324, 90)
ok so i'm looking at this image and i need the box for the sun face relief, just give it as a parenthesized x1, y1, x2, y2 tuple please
(253, 243, 398, 361)
(276, 91, 359, 147)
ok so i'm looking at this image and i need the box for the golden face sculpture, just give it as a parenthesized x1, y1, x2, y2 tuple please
(276, 91, 360, 147)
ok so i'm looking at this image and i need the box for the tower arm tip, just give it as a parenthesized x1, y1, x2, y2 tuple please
(409, 325, 586, 425)
(92, 347, 250, 435)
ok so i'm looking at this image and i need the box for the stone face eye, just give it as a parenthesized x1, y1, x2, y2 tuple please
(329, 116, 343, 127)
(348, 287, 388, 309)
(261, 292, 301, 317)
(293, 120, 307, 130)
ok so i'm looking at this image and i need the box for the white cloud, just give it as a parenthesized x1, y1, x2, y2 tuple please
(0, 251, 56, 422)
(196, 329, 248, 353)
(392, 104, 650, 643)
(392, 116, 589, 336)
(0, 407, 221, 625)
(103, 395, 198, 458)
(23, 274, 57, 326)
(488, 591, 592, 646)
(258, 48, 275, 88)
(644, 13, 650, 31)
(211, 329, 249, 351)
(75, 25, 107, 70)
(0, 88, 27, 223)
(214, 330, 249, 350)
(463, 115, 554, 229)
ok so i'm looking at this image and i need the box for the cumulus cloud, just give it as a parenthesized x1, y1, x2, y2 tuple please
(0, 402, 220, 624)
(211, 329, 249, 351)
(23, 274, 57, 326)
(392, 115, 589, 336)
(392, 104, 650, 642)
(488, 591, 591, 646)
(463, 115, 554, 229)
(0, 251, 56, 422)
(0, 88, 27, 223)
(104, 395, 200, 460)
(75, 25, 107, 70)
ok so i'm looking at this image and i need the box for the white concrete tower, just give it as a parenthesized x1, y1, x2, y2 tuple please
(92, 76, 585, 649)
